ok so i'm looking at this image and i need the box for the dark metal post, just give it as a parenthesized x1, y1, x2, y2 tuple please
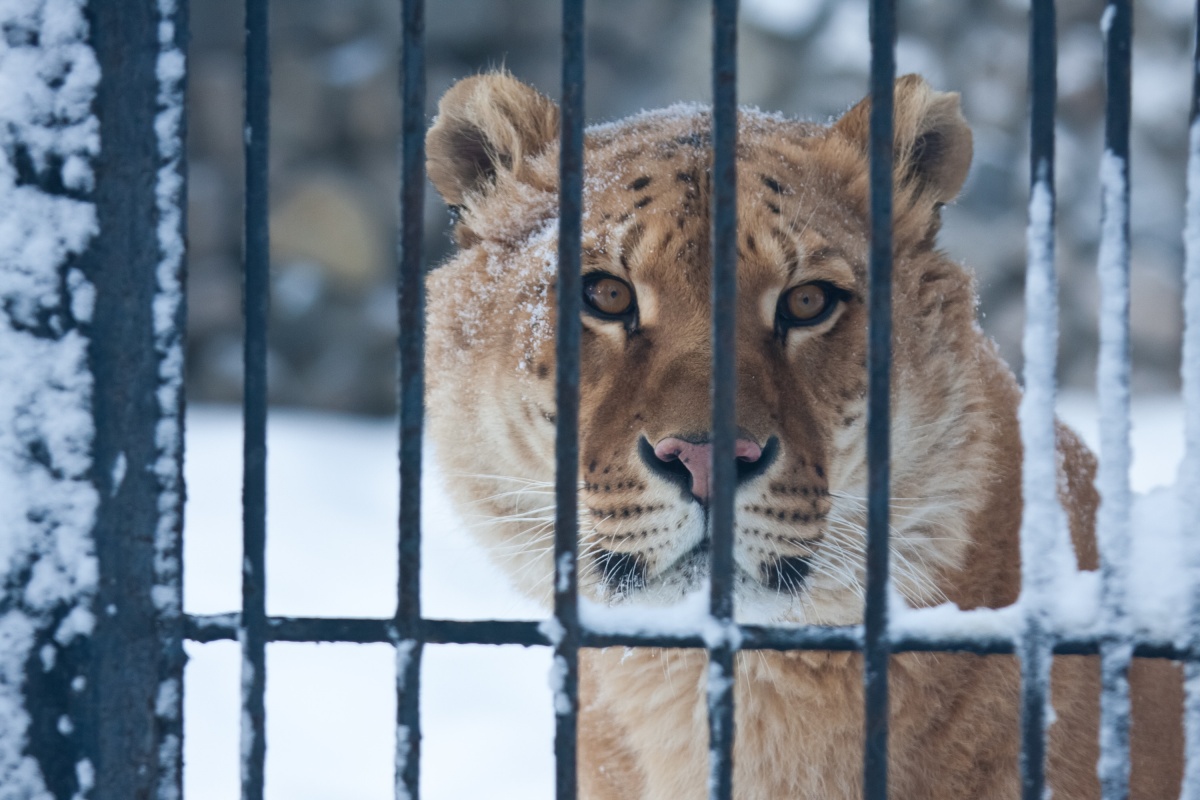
(241, 0, 270, 796)
(86, 1, 188, 797)
(554, 2, 585, 798)
(863, 2, 895, 798)
(396, 0, 426, 797)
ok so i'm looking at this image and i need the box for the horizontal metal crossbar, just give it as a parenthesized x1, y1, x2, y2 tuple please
(183, 613, 1194, 659)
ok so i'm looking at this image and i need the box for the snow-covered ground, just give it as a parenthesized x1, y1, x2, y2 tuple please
(182, 394, 1185, 799)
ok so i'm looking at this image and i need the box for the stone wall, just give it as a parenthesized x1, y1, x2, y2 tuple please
(186, 0, 1196, 414)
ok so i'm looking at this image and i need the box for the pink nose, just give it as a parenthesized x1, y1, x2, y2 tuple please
(652, 437, 763, 503)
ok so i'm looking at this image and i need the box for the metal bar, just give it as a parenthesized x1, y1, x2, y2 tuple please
(151, 2, 190, 797)
(708, 0, 739, 798)
(863, 2, 895, 798)
(1019, 2, 1059, 798)
(396, 1, 426, 798)
(181, 614, 1199, 659)
(1181, 3, 1200, 799)
(241, 0, 270, 795)
(1096, 3, 1134, 798)
(554, 1, 586, 798)
(46, 2, 186, 795)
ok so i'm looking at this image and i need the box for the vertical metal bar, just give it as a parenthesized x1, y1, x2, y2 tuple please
(1096, 3, 1133, 798)
(708, 0, 738, 797)
(1019, 2, 1059, 798)
(554, 1, 585, 798)
(861, 0, 896, 790)
(863, 2, 895, 798)
(240, 0, 270, 796)
(396, 0, 426, 797)
(1181, 3, 1200, 798)
(152, 1, 191, 797)
(28, 1, 184, 795)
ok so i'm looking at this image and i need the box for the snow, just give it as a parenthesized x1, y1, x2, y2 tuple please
(1096, 150, 1133, 627)
(549, 655, 572, 716)
(1096, 145, 1133, 795)
(181, 394, 1189, 798)
(1100, 5, 1117, 36)
(0, 0, 99, 796)
(1183, 113, 1200, 800)
(579, 587, 708, 638)
(183, 408, 548, 799)
(1019, 175, 1076, 622)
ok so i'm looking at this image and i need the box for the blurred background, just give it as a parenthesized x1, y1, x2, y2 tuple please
(185, 0, 1197, 415)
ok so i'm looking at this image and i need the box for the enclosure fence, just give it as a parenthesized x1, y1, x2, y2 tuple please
(4, 0, 1200, 798)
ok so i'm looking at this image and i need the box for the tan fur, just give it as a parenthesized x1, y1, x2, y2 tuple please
(424, 72, 1183, 798)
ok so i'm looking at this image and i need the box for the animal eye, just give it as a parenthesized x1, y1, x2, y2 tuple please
(778, 282, 837, 327)
(584, 274, 636, 318)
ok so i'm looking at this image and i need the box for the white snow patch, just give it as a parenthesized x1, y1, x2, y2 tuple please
(38, 644, 55, 672)
(537, 616, 565, 647)
(394, 724, 412, 800)
(891, 601, 1023, 641)
(706, 661, 733, 708)
(73, 758, 94, 798)
(156, 678, 180, 720)
(1100, 5, 1116, 35)
(549, 654, 572, 716)
(555, 551, 574, 595)
(394, 638, 417, 677)
(110, 451, 126, 496)
(579, 586, 709, 637)
(1095, 149, 1133, 635)
(1018, 175, 1076, 619)
(0, 0, 101, 790)
(1180, 107, 1200, 800)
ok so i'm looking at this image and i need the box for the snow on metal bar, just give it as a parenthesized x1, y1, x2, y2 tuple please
(553, 1, 585, 797)
(0, 1, 100, 795)
(1096, 3, 1133, 798)
(395, 0, 426, 798)
(1019, 3, 1068, 797)
(1181, 4, 1200, 799)
(152, 0, 188, 796)
(707, 0, 738, 798)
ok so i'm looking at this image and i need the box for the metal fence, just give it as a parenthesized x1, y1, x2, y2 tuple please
(5, 0, 1200, 798)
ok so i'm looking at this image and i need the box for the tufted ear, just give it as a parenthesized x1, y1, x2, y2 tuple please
(832, 74, 973, 206)
(426, 72, 560, 206)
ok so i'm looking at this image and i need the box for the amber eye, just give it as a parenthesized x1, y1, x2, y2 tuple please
(778, 282, 838, 327)
(584, 274, 636, 318)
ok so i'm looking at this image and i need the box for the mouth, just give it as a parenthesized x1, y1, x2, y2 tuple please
(592, 537, 812, 598)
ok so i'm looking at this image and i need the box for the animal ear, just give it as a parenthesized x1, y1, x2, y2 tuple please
(426, 72, 560, 206)
(832, 74, 973, 205)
